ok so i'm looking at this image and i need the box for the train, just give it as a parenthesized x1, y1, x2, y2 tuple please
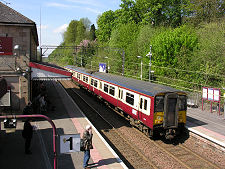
(64, 65, 187, 139)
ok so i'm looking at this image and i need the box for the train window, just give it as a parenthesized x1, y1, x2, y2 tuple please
(78, 74, 81, 79)
(100, 82, 102, 89)
(119, 89, 121, 98)
(179, 95, 187, 111)
(109, 86, 115, 96)
(121, 90, 123, 99)
(91, 79, 94, 86)
(126, 92, 134, 106)
(144, 99, 147, 110)
(94, 80, 98, 87)
(140, 98, 143, 109)
(155, 96, 164, 112)
(86, 77, 88, 82)
(83, 75, 86, 81)
(104, 84, 108, 93)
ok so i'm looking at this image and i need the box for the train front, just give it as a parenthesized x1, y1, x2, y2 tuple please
(153, 92, 187, 139)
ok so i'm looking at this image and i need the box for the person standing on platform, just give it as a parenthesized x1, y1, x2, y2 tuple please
(22, 118, 33, 154)
(23, 101, 33, 115)
(82, 125, 93, 169)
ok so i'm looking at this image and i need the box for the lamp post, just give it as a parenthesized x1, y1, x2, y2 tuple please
(104, 56, 109, 73)
(146, 45, 152, 82)
(137, 56, 143, 80)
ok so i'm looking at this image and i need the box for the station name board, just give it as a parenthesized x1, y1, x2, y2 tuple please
(0, 37, 13, 55)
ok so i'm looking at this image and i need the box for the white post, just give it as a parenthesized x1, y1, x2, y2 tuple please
(141, 60, 143, 80)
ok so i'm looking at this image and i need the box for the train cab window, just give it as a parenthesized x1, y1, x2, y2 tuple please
(144, 99, 147, 110)
(179, 95, 187, 111)
(155, 96, 164, 112)
(91, 79, 94, 86)
(104, 84, 109, 93)
(78, 74, 81, 79)
(126, 92, 134, 106)
(109, 86, 115, 96)
(140, 98, 143, 109)
(94, 80, 98, 87)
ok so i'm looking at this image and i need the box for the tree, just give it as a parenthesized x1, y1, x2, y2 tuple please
(96, 10, 116, 42)
(75, 21, 86, 45)
(90, 24, 96, 41)
(63, 20, 79, 44)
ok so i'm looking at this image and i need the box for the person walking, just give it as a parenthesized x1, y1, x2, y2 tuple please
(82, 125, 93, 169)
(22, 118, 33, 154)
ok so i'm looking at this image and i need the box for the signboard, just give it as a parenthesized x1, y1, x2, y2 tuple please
(202, 87, 208, 99)
(59, 134, 80, 154)
(202, 87, 220, 102)
(0, 37, 13, 55)
(99, 63, 106, 73)
(0, 90, 11, 106)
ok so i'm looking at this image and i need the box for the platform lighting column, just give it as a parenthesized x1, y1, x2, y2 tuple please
(146, 45, 152, 82)
(104, 56, 109, 73)
(137, 56, 143, 80)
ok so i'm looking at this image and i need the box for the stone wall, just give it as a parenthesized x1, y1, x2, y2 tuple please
(0, 24, 37, 111)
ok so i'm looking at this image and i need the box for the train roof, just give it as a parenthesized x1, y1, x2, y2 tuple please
(65, 65, 183, 96)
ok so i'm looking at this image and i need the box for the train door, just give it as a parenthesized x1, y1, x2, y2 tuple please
(163, 93, 178, 128)
(118, 88, 124, 109)
(139, 95, 151, 125)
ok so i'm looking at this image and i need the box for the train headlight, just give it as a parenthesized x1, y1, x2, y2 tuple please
(157, 116, 163, 121)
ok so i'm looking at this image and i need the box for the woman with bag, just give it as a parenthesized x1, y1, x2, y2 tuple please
(82, 125, 93, 169)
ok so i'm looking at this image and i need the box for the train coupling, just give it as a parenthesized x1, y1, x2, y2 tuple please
(165, 128, 176, 140)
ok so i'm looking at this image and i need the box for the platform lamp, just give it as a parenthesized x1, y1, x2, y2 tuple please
(14, 45, 20, 70)
(137, 56, 143, 80)
(104, 56, 110, 73)
(223, 87, 225, 119)
(146, 45, 152, 82)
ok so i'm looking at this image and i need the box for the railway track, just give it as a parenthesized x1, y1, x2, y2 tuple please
(60, 80, 222, 169)
(60, 80, 158, 169)
(152, 140, 221, 169)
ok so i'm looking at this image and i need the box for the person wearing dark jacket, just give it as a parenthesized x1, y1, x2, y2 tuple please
(82, 125, 93, 169)
(22, 119, 33, 154)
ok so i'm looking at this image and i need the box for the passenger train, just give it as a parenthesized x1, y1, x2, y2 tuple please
(65, 66, 187, 139)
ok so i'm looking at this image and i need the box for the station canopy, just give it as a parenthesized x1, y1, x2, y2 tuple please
(29, 62, 72, 81)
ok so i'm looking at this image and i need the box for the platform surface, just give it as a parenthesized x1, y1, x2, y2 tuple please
(186, 107, 225, 148)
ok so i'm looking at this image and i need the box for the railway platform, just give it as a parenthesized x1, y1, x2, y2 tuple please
(0, 80, 127, 169)
(186, 107, 225, 149)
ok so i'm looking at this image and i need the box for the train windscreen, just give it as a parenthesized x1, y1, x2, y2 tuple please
(155, 96, 164, 112)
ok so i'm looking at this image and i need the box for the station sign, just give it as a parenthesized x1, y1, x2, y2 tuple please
(0, 37, 13, 55)
(99, 63, 106, 73)
(202, 87, 220, 102)
(59, 134, 81, 154)
(0, 90, 11, 107)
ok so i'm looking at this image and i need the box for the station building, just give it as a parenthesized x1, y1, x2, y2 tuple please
(0, 2, 40, 111)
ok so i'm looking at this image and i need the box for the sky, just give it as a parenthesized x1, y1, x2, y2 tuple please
(3, 0, 121, 52)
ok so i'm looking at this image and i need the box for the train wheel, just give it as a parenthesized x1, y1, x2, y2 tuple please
(143, 128, 150, 137)
(130, 118, 135, 126)
(138, 124, 143, 132)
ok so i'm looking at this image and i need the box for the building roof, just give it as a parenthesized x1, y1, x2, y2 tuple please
(0, 2, 39, 45)
(0, 2, 34, 24)
(65, 66, 183, 97)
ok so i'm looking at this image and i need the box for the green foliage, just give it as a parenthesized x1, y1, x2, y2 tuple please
(90, 24, 96, 41)
(96, 10, 116, 42)
(151, 25, 198, 67)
